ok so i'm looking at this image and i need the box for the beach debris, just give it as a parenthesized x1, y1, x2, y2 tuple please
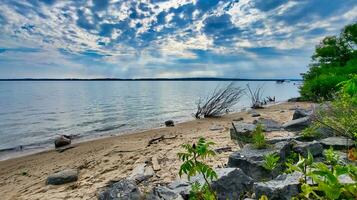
(129, 163, 154, 183)
(147, 135, 177, 147)
(146, 186, 183, 200)
(152, 156, 161, 171)
(251, 112, 261, 117)
(56, 145, 75, 153)
(254, 172, 303, 200)
(214, 146, 232, 154)
(98, 179, 141, 200)
(46, 169, 78, 185)
(282, 116, 311, 131)
(164, 120, 174, 127)
(54, 135, 71, 148)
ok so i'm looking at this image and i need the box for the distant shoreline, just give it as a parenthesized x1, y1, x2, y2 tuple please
(0, 78, 303, 81)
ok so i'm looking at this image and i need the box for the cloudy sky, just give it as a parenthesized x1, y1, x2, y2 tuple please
(0, 0, 356, 79)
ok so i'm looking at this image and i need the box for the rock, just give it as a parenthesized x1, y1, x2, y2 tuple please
(282, 117, 311, 131)
(230, 122, 256, 142)
(152, 156, 161, 171)
(167, 180, 190, 198)
(54, 135, 71, 148)
(253, 118, 282, 132)
(267, 136, 301, 144)
(251, 113, 261, 117)
(233, 117, 244, 121)
(287, 97, 301, 102)
(129, 164, 154, 183)
(227, 141, 293, 180)
(254, 172, 303, 200)
(46, 169, 78, 185)
(165, 120, 174, 127)
(146, 186, 183, 200)
(315, 127, 335, 139)
(211, 168, 254, 200)
(319, 137, 353, 150)
(292, 140, 323, 157)
(292, 108, 311, 120)
(98, 179, 141, 200)
(210, 125, 224, 131)
(189, 168, 254, 200)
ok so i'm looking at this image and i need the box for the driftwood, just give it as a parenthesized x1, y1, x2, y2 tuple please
(147, 135, 178, 147)
(231, 122, 245, 149)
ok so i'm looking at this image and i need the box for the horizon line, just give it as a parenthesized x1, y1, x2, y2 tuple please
(0, 77, 303, 81)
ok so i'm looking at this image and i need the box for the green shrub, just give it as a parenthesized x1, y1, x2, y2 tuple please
(262, 153, 280, 171)
(177, 138, 217, 200)
(252, 124, 267, 149)
(300, 125, 321, 139)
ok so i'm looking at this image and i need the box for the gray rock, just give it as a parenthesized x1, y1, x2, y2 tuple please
(211, 168, 254, 200)
(293, 140, 323, 157)
(98, 179, 141, 200)
(251, 113, 261, 117)
(167, 180, 190, 198)
(180, 168, 254, 200)
(54, 135, 71, 148)
(210, 125, 224, 131)
(46, 169, 78, 185)
(230, 122, 256, 142)
(319, 137, 353, 150)
(315, 127, 335, 139)
(146, 186, 183, 200)
(128, 164, 154, 183)
(227, 141, 293, 180)
(292, 108, 311, 120)
(253, 118, 282, 132)
(267, 136, 301, 144)
(254, 172, 303, 200)
(283, 117, 311, 131)
(165, 120, 174, 127)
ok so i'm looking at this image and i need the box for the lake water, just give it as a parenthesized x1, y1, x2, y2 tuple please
(0, 81, 300, 160)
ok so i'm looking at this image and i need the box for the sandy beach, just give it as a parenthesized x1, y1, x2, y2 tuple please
(0, 102, 313, 200)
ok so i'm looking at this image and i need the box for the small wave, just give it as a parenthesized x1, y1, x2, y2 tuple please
(91, 124, 126, 133)
(76, 117, 118, 127)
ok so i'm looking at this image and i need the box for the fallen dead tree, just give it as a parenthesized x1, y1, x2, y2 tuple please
(194, 83, 245, 119)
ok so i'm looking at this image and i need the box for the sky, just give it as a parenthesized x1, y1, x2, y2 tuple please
(0, 0, 357, 79)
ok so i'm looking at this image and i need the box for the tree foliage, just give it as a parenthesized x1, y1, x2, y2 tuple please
(300, 22, 357, 101)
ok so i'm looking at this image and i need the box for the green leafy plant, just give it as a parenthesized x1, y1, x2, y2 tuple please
(263, 153, 280, 171)
(177, 138, 218, 200)
(291, 148, 357, 199)
(286, 151, 314, 183)
(252, 124, 267, 149)
(301, 125, 321, 139)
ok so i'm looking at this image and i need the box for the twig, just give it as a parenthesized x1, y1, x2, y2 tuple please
(147, 135, 178, 147)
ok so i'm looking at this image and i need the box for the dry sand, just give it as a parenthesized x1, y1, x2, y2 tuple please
(0, 102, 313, 200)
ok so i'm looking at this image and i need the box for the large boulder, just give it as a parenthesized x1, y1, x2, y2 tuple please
(254, 172, 303, 200)
(146, 186, 183, 200)
(292, 140, 323, 157)
(319, 137, 353, 150)
(98, 179, 141, 200)
(54, 135, 71, 148)
(168, 168, 254, 200)
(227, 141, 293, 180)
(253, 118, 282, 132)
(292, 108, 312, 120)
(46, 169, 78, 185)
(282, 117, 311, 131)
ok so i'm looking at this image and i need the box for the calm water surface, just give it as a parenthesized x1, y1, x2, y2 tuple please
(0, 81, 300, 159)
